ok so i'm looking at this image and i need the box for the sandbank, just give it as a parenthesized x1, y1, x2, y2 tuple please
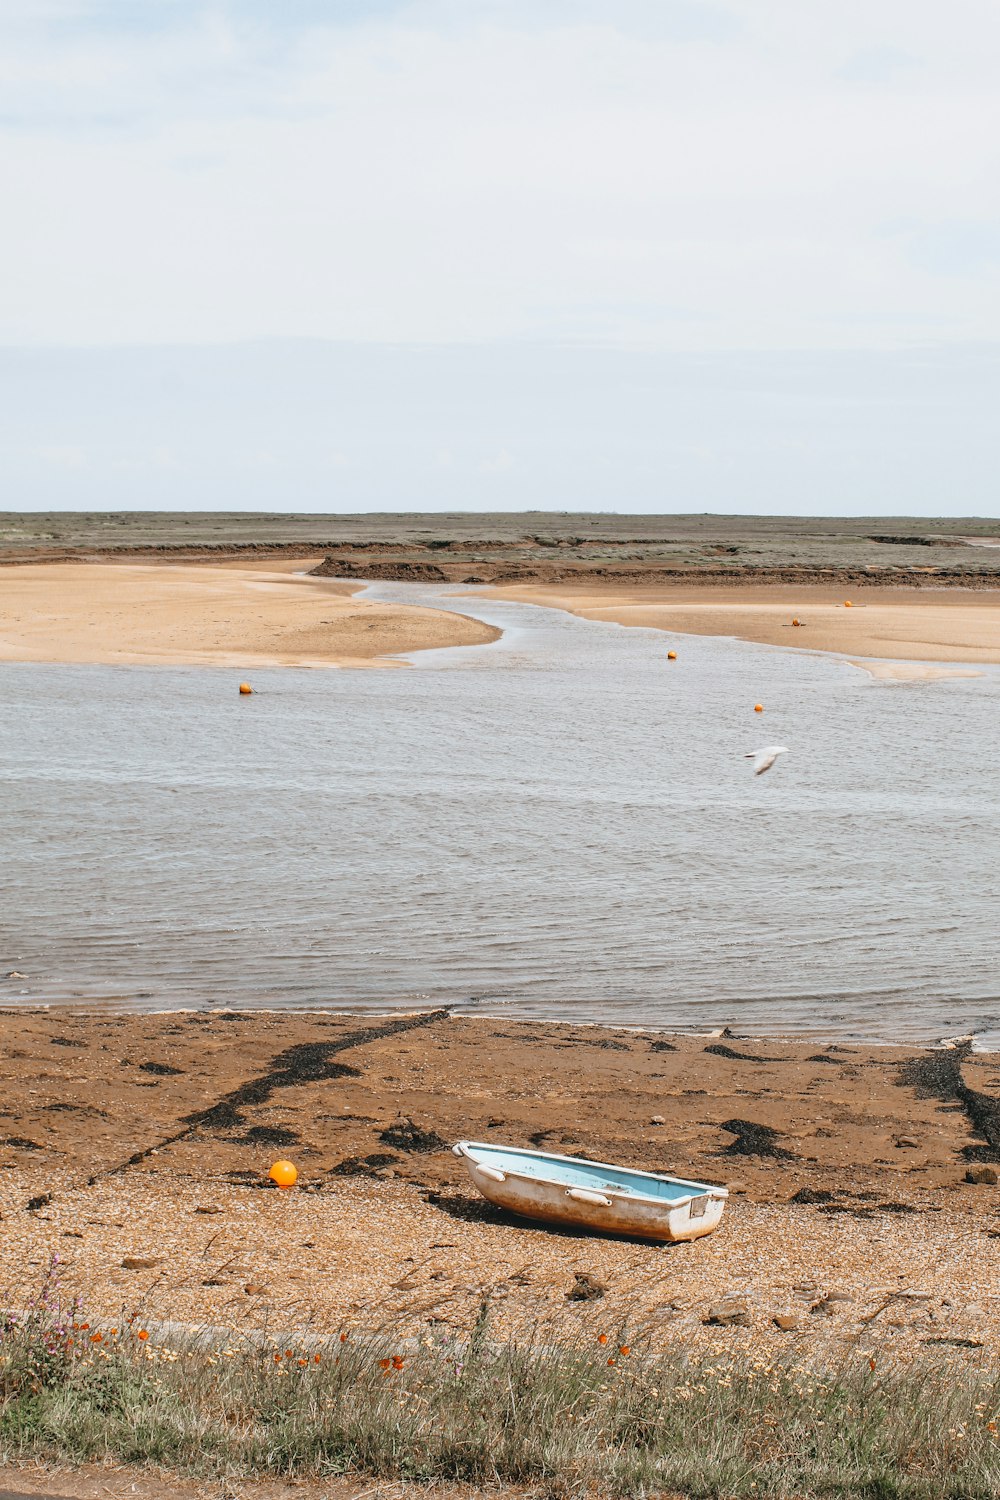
(0, 560, 499, 668)
(486, 580, 1000, 669)
(2, 1005, 999, 1360)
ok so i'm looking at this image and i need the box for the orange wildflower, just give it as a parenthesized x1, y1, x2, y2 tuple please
(606, 1357, 616, 1367)
(285, 1349, 294, 1359)
(90, 1333, 103, 1344)
(314, 1354, 322, 1364)
(392, 1356, 404, 1370)
(297, 1359, 307, 1367)
(619, 1345, 631, 1356)
(340, 1332, 349, 1342)
(378, 1358, 391, 1371)
(137, 1330, 149, 1341)
(274, 1353, 282, 1364)
(597, 1333, 608, 1345)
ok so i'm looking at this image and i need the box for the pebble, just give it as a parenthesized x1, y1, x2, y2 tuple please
(705, 1299, 751, 1327)
(965, 1166, 998, 1185)
(566, 1272, 606, 1302)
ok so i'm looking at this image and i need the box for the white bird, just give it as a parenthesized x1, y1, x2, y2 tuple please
(746, 745, 789, 776)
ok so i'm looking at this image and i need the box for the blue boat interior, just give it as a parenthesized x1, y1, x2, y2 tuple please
(469, 1144, 712, 1202)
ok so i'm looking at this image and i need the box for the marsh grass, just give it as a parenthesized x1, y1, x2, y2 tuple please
(0, 1278, 998, 1498)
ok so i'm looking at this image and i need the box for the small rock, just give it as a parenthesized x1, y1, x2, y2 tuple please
(894, 1135, 920, 1149)
(202, 1277, 229, 1287)
(62, 1229, 84, 1239)
(810, 1292, 853, 1316)
(244, 1284, 268, 1296)
(566, 1272, 606, 1302)
(650, 1115, 666, 1126)
(6, 971, 27, 980)
(965, 1166, 998, 1185)
(193, 1205, 225, 1215)
(121, 1256, 160, 1271)
(773, 1313, 798, 1331)
(705, 1299, 751, 1327)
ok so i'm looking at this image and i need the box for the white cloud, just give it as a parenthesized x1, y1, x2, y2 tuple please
(0, 1, 998, 350)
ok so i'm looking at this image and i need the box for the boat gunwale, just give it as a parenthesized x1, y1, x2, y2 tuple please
(454, 1139, 729, 1210)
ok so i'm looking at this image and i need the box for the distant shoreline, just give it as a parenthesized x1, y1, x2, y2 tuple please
(3, 551, 998, 671)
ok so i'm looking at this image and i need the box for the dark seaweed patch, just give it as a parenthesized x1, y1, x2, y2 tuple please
(329, 1152, 400, 1177)
(378, 1119, 447, 1153)
(899, 1048, 1000, 1161)
(139, 1060, 183, 1077)
(704, 1044, 783, 1063)
(241, 1125, 299, 1147)
(719, 1119, 797, 1160)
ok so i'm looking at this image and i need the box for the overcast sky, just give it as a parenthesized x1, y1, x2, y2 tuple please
(2, 0, 998, 514)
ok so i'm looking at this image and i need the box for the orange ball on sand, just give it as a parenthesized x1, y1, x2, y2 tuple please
(269, 1160, 298, 1189)
(667, 651, 677, 661)
(239, 682, 254, 695)
(843, 600, 853, 608)
(791, 618, 801, 627)
(754, 703, 764, 713)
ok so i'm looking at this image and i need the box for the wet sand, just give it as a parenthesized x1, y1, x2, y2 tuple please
(0, 561, 499, 668)
(4, 1007, 1000, 1361)
(486, 581, 1000, 670)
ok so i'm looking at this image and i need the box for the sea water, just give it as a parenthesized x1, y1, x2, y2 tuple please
(2, 581, 998, 1044)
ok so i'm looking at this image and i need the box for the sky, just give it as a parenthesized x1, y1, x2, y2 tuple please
(1, 0, 998, 515)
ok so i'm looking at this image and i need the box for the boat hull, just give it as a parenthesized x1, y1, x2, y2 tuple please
(459, 1148, 726, 1243)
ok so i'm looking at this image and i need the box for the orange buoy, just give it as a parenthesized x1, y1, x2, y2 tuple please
(843, 600, 852, 608)
(239, 682, 254, 695)
(667, 651, 677, 661)
(791, 618, 801, 627)
(754, 703, 764, 713)
(269, 1160, 298, 1190)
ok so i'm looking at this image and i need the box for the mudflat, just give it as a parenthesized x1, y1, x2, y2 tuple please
(0, 561, 498, 668)
(4, 1007, 1000, 1360)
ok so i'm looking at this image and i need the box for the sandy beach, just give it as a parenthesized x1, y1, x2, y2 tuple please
(2, 1006, 1000, 1363)
(0, 560, 499, 668)
(486, 581, 1000, 671)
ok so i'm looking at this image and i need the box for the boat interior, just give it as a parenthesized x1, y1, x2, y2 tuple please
(464, 1143, 717, 1202)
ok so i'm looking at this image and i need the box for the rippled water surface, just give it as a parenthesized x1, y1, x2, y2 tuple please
(2, 582, 999, 1042)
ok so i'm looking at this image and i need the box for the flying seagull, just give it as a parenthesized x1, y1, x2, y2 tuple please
(746, 745, 789, 776)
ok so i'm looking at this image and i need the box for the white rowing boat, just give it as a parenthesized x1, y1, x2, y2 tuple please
(453, 1140, 728, 1242)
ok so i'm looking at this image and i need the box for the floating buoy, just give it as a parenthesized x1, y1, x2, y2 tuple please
(791, 618, 801, 627)
(667, 651, 677, 661)
(754, 703, 764, 713)
(269, 1160, 298, 1190)
(239, 682, 254, 695)
(843, 600, 853, 608)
